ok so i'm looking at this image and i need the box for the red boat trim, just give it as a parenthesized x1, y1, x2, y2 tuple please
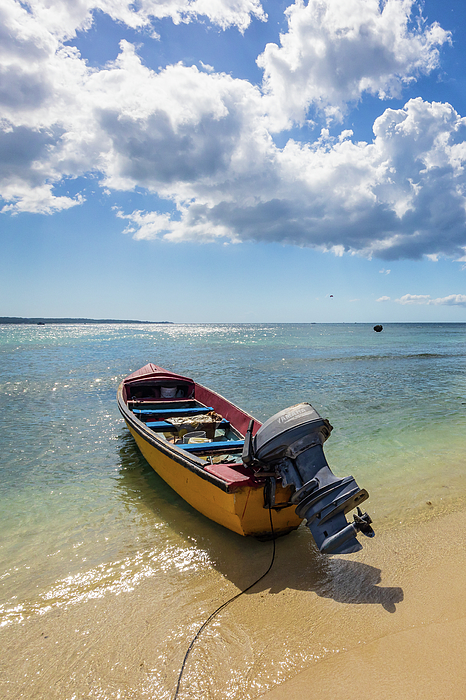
(118, 394, 260, 493)
(118, 364, 262, 493)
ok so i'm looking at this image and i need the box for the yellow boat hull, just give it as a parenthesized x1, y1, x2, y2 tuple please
(126, 421, 302, 538)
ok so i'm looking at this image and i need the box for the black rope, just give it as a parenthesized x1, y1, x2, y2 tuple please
(172, 507, 276, 700)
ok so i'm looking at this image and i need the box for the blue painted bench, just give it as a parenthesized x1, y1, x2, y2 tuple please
(134, 407, 213, 417)
(146, 419, 230, 431)
(179, 440, 244, 454)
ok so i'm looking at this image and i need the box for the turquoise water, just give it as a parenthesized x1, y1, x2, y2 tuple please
(1, 322, 465, 641)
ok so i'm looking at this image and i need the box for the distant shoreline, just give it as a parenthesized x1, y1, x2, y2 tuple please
(0, 317, 172, 325)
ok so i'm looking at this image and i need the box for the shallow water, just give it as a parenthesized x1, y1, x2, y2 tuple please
(1, 322, 465, 698)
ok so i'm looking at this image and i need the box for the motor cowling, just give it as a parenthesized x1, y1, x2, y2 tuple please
(243, 403, 374, 555)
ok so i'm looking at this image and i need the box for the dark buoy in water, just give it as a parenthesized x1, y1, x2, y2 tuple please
(373, 324, 383, 332)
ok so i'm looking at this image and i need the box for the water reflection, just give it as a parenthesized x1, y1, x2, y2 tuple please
(116, 433, 403, 613)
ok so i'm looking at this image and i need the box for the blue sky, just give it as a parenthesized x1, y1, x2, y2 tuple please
(1, 0, 466, 322)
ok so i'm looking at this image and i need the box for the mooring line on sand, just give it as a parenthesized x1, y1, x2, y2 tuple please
(173, 506, 277, 700)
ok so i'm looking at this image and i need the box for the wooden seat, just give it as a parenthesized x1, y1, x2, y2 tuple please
(134, 406, 213, 417)
(179, 439, 244, 455)
(145, 420, 178, 431)
(146, 419, 230, 432)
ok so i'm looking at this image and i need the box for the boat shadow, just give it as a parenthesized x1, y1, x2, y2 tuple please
(116, 432, 404, 613)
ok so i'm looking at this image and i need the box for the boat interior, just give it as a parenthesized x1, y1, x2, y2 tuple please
(125, 379, 246, 465)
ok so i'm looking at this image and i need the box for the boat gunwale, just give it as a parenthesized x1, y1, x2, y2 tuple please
(117, 375, 263, 494)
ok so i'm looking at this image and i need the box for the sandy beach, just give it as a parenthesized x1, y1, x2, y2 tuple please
(2, 506, 466, 700)
(262, 510, 466, 700)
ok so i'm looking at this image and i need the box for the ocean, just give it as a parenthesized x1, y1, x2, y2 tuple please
(1, 322, 466, 699)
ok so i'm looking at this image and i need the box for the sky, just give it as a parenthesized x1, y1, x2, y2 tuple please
(1, 0, 466, 323)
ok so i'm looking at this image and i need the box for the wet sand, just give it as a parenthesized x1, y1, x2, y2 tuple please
(2, 508, 466, 699)
(262, 510, 466, 700)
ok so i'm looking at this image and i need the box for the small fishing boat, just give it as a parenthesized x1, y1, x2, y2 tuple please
(118, 364, 374, 554)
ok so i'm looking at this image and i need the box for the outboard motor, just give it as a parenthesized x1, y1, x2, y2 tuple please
(243, 403, 374, 555)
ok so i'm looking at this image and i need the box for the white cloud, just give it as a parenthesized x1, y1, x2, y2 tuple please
(379, 268, 391, 274)
(396, 294, 466, 306)
(377, 296, 391, 302)
(258, 0, 450, 130)
(396, 294, 432, 304)
(21, 0, 266, 39)
(1, 185, 83, 215)
(199, 61, 215, 73)
(1, 0, 466, 264)
(117, 207, 235, 242)
(434, 294, 466, 306)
